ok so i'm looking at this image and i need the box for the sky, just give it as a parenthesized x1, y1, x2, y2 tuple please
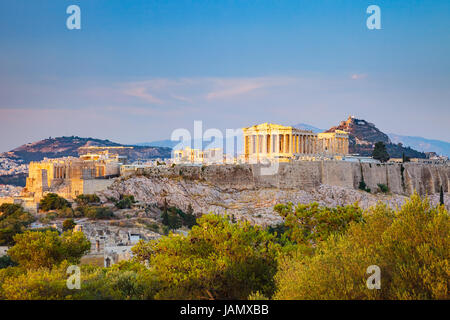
(0, 0, 449, 152)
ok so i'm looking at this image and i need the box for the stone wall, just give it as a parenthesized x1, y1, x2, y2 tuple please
(141, 161, 449, 196)
(82, 179, 115, 195)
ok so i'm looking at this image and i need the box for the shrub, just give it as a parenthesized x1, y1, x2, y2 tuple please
(377, 183, 389, 193)
(57, 206, 80, 218)
(358, 179, 371, 193)
(115, 195, 135, 209)
(78, 206, 114, 220)
(75, 194, 100, 206)
(39, 193, 71, 212)
(62, 219, 76, 231)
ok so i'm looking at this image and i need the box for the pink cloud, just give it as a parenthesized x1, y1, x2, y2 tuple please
(122, 87, 163, 104)
(351, 73, 368, 80)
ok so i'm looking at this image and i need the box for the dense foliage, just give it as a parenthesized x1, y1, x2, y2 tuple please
(274, 194, 449, 299)
(7, 230, 91, 269)
(273, 202, 363, 247)
(133, 214, 279, 299)
(0, 194, 447, 300)
(0, 203, 35, 245)
(39, 193, 71, 212)
(74, 194, 100, 206)
(161, 203, 197, 231)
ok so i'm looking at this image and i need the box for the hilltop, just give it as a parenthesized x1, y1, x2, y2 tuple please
(1, 136, 172, 163)
(326, 116, 426, 158)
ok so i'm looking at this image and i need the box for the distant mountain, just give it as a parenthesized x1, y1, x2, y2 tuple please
(1, 136, 172, 163)
(326, 116, 427, 159)
(292, 123, 324, 133)
(137, 140, 179, 149)
(388, 134, 450, 158)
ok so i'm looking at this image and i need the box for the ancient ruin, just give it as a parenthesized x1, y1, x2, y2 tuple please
(243, 123, 349, 162)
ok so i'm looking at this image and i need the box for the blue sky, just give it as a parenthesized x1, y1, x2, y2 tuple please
(0, 0, 449, 151)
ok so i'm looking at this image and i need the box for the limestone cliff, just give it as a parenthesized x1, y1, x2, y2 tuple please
(96, 162, 449, 226)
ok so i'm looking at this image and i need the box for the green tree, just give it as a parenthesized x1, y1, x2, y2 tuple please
(0, 204, 35, 246)
(132, 214, 280, 299)
(0, 255, 17, 269)
(183, 204, 197, 229)
(62, 219, 76, 231)
(7, 230, 91, 269)
(372, 141, 390, 163)
(0, 261, 160, 300)
(39, 193, 71, 212)
(402, 152, 410, 163)
(273, 202, 363, 247)
(440, 185, 444, 206)
(75, 194, 100, 206)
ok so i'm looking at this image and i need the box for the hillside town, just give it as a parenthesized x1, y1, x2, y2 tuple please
(0, 157, 28, 176)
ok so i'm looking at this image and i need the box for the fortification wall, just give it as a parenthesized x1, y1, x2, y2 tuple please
(82, 179, 115, 195)
(141, 161, 449, 196)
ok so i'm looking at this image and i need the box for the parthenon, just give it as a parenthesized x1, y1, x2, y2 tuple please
(243, 123, 349, 162)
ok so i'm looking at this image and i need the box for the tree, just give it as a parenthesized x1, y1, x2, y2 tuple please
(39, 193, 71, 212)
(184, 204, 197, 229)
(273, 202, 363, 247)
(75, 194, 100, 206)
(0, 204, 35, 246)
(0, 255, 17, 269)
(132, 214, 280, 299)
(115, 195, 135, 209)
(402, 152, 410, 163)
(274, 193, 449, 300)
(0, 261, 160, 300)
(372, 141, 390, 162)
(440, 185, 444, 206)
(7, 230, 91, 269)
(79, 206, 114, 219)
(62, 219, 76, 231)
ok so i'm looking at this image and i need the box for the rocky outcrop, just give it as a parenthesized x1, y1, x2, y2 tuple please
(97, 162, 449, 226)
(327, 116, 426, 158)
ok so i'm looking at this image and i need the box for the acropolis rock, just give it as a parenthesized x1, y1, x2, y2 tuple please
(97, 161, 450, 226)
